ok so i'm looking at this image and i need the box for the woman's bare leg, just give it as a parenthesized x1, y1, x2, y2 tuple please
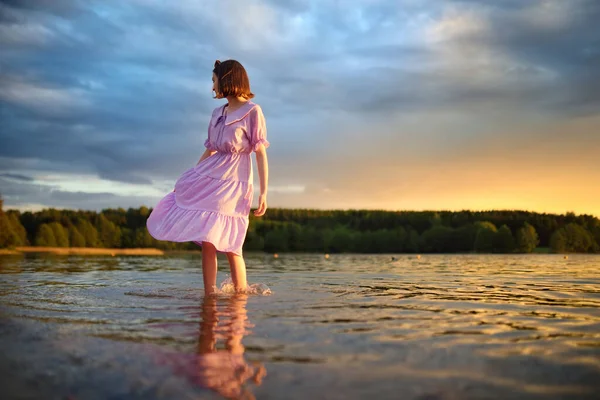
(226, 252, 247, 293)
(202, 242, 218, 295)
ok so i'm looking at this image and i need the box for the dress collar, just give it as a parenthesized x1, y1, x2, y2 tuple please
(220, 101, 256, 126)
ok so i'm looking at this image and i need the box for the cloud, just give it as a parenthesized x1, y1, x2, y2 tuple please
(0, 173, 160, 211)
(0, 75, 92, 115)
(0, 173, 34, 182)
(0, 0, 599, 215)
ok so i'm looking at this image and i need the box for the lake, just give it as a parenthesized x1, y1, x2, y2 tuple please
(1, 253, 599, 400)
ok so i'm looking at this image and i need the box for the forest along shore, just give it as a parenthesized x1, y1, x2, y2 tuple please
(0, 247, 165, 256)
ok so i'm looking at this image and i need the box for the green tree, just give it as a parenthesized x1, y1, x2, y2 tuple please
(75, 218, 100, 247)
(422, 226, 454, 253)
(297, 226, 324, 252)
(329, 226, 355, 253)
(134, 228, 155, 248)
(474, 221, 497, 253)
(430, 212, 442, 227)
(2, 204, 599, 254)
(373, 229, 398, 253)
(453, 224, 478, 252)
(96, 214, 122, 248)
(549, 230, 567, 253)
(120, 228, 135, 248)
(285, 223, 304, 251)
(591, 220, 600, 252)
(321, 229, 335, 252)
(0, 196, 22, 248)
(264, 229, 289, 252)
(556, 223, 595, 253)
(68, 225, 86, 247)
(393, 226, 408, 253)
(493, 225, 516, 253)
(515, 222, 539, 253)
(35, 223, 57, 247)
(353, 230, 372, 253)
(243, 228, 265, 251)
(7, 213, 27, 246)
(49, 222, 69, 247)
(406, 229, 421, 253)
(0, 196, 16, 248)
(0, 215, 19, 248)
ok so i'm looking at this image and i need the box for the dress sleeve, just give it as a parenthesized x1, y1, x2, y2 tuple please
(248, 106, 269, 152)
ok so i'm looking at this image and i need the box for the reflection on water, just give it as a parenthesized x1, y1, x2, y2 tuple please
(157, 295, 266, 399)
(0, 253, 599, 399)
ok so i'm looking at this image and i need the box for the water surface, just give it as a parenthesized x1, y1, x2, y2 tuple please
(1, 253, 599, 399)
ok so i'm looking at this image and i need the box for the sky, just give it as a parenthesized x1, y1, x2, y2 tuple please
(1, 0, 599, 217)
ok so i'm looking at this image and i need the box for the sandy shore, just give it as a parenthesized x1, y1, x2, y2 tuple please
(0, 247, 165, 256)
(0, 249, 21, 255)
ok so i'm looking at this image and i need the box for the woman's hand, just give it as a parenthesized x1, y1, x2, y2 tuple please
(254, 147, 268, 217)
(254, 194, 267, 217)
(197, 149, 216, 165)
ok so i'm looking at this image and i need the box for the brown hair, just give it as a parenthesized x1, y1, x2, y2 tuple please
(213, 59, 254, 99)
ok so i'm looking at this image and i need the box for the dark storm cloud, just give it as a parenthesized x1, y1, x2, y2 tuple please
(0, 173, 33, 182)
(446, 0, 600, 115)
(329, 0, 600, 115)
(0, 174, 156, 210)
(1, 0, 219, 185)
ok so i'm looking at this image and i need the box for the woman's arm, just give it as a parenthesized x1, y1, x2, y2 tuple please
(197, 148, 217, 165)
(254, 144, 269, 217)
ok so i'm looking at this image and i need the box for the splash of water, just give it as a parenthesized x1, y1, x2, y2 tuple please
(218, 276, 272, 296)
(123, 278, 272, 298)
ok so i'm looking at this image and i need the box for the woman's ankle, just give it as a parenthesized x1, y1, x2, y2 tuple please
(204, 284, 217, 296)
(235, 285, 247, 293)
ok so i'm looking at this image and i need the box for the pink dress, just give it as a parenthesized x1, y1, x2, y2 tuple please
(146, 101, 269, 256)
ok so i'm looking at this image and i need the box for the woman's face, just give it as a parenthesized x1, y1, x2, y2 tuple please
(212, 73, 221, 98)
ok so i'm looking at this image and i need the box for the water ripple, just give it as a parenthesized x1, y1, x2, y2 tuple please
(0, 253, 599, 399)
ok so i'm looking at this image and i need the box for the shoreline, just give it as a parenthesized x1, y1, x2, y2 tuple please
(0, 247, 165, 256)
(0, 247, 576, 256)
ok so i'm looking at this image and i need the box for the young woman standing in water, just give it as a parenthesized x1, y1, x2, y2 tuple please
(147, 59, 270, 295)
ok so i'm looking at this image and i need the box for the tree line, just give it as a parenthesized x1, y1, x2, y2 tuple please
(1, 197, 598, 253)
